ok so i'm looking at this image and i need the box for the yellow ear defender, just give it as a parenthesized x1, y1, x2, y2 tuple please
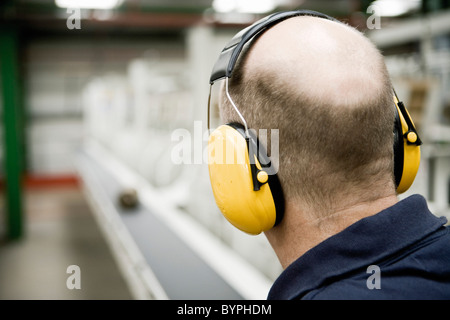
(207, 10, 422, 235)
(393, 90, 422, 193)
(208, 123, 284, 235)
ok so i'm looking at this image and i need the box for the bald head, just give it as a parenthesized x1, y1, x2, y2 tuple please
(220, 15, 396, 215)
(243, 16, 387, 107)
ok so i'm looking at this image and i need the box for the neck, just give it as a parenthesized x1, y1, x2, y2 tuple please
(264, 194, 398, 269)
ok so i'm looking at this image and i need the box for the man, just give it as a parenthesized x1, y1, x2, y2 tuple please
(216, 14, 450, 299)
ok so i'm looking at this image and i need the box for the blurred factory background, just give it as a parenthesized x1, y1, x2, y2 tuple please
(0, 0, 449, 300)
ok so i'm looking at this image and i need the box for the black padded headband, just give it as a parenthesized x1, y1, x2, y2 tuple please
(209, 10, 340, 84)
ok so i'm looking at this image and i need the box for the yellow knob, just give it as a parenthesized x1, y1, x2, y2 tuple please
(407, 132, 417, 144)
(257, 170, 269, 184)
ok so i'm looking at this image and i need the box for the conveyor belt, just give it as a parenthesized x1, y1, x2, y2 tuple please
(77, 150, 243, 300)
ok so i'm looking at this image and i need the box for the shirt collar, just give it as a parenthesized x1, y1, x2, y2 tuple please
(267, 194, 448, 300)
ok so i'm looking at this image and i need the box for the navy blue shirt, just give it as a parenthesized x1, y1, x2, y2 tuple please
(267, 195, 450, 299)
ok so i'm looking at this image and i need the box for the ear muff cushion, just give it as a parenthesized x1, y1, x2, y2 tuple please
(393, 106, 404, 188)
(207, 124, 281, 235)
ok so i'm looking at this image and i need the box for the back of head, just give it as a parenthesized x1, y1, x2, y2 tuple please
(220, 16, 396, 216)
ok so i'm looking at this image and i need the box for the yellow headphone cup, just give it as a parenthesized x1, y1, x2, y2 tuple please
(394, 101, 421, 194)
(207, 125, 277, 235)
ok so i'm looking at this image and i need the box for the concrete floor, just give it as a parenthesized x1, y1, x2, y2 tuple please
(0, 186, 133, 300)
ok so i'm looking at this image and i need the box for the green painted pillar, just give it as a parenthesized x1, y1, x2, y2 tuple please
(0, 28, 23, 240)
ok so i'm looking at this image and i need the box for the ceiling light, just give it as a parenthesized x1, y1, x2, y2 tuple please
(212, 0, 277, 14)
(212, 0, 236, 13)
(238, 0, 276, 14)
(55, 0, 123, 10)
(369, 0, 421, 17)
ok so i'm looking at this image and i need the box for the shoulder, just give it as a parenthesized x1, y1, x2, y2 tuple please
(268, 196, 450, 300)
(304, 226, 450, 300)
